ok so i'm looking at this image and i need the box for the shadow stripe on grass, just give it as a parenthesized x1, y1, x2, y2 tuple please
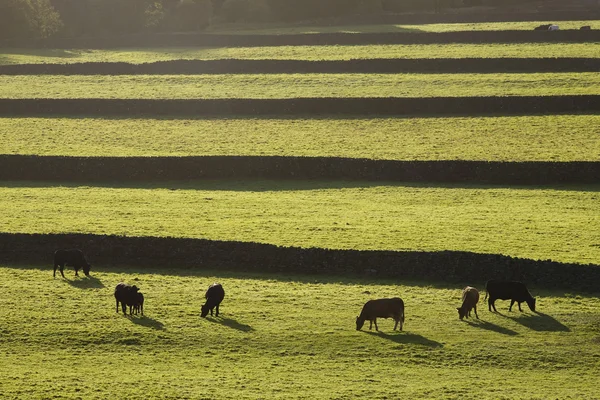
(1, 96, 600, 117)
(0, 155, 598, 184)
(2, 58, 600, 75)
(1, 232, 598, 291)
(5, 30, 600, 49)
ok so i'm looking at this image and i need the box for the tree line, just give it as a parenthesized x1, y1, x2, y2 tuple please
(1, 0, 541, 40)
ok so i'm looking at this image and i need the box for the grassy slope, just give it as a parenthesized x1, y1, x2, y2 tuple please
(1, 72, 599, 99)
(1, 115, 599, 161)
(1, 42, 599, 65)
(1, 265, 599, 399)
(0, 182, 598, 265)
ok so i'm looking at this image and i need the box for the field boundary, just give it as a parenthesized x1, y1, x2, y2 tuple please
(3, 30, 600, 49)
(2, 96, 599, 117)
(3, 58, 600, 75)
(1, 232, 598, 291)
(0, 155, 598, 184)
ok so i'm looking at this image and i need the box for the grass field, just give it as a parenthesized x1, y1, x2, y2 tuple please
(1, 72, 599, 99)
(210, 20, 600, 34)
(0, 182, 598, 265)
(1, 42, 599, 65)
(1, 264, 599, 399)
(2, 115, 599, 161)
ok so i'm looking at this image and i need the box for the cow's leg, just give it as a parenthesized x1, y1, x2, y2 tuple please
(518, 302, 523, 312)
(210, 308, 213, 316)
(215, 304, 219, 317)
(393, 318, 398, 330)
(59, 264, 65, 278)
(53, 263, 58, 278)
(74, 267, 79, 277)
(374, 319, 379, 331)
(474, 305, 479, 319)
(369, 320, 373, 330)
(116, 299, 119, 313)
(488, 298, 493, 311)
(121, 302, 127, 314)
(140, 303, 143, 317)
(509, 300, 516, 311)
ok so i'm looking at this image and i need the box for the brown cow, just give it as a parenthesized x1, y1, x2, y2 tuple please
(356, 298, 404, 331)
(457, 286, 479, 320)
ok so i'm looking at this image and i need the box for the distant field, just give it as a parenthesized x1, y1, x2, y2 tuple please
(1, 42, 599, 65)
(2, 115, 599, 161)
(1, 72, 598, 99)
(1, 265, 599, 398)
(212, 20, 600, 34)
(0, 182, 598, 265)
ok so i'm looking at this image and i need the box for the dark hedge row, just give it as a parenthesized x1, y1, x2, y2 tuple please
(0, 232, 598, 292)
(0, 155, 598, 184)
(4, 29, 600, 49)
(2, 96, 600, 117)
(3, 58, 600, 75)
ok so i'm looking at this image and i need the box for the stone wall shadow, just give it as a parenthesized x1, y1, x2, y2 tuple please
(500, 312, 570, 332)
(206, 316, 253, 332)
(364, 331, 442, 347)
(465, 319, 518, 336)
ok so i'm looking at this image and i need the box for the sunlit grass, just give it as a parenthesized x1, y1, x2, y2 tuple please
(1, 72, 598, 99)
(1, 115, 599, 161)
(0, 181, 598, 265)
(1, 42, 598, 65)
(1, 264, 599, 399)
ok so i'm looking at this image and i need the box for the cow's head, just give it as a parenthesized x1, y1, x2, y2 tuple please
(83, 263, 91, 277)
(200, 304, 210, 318)
(457, 307, 466, 320)
(355, 316, 365, 331)
(527, 297, 536, 312)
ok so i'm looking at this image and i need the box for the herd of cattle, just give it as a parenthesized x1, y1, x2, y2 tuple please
(53, 248, 537, 330)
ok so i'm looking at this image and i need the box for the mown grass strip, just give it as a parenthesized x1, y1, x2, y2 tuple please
(2, 115, 598, 161)
(1, 42, 599, 65)
(0, 181, 597, 265)
(1, 72, 598, 99)
(1, 265, 599, 398)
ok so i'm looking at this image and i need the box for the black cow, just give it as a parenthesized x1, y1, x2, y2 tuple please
(53, 249, 91, 278)
(114, 283, 140, 315)
(201, 283, 225, 318)
(132, 292, 144, 316)
(485, 279, 536, 312)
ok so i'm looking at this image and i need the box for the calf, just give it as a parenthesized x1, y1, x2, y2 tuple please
(457, 286, 479, 320)
(485, 279, 536, 312)
(132, 292, 144, 316)
(53, 249, 91, 278)
(356, 298, 404, 331)
(114, 283, 140, 315)
(201, 283, 225, 318)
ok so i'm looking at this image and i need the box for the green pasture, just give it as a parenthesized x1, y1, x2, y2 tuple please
(0, 182, 598, 265)
(211, 20, 600, 34)
(1, 42, 598, 65)
(1, 72, 598, 99)
(1, 265, 599, 399)
(2, 115, 599, 161)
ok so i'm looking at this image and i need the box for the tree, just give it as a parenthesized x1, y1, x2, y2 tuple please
(0, 0, 63, 40)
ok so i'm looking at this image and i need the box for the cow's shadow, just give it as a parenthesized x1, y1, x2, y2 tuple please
(465, 319, 518, 336)
(205, 316, 254, 332)
(364, 331, 442, 347)
(499, 312, 570, 332)
(129, 315, 165, 330)
(63, 275, 105, 289)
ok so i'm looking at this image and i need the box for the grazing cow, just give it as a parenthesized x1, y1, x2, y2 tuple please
(201, 283, 225, 318)
(132, 292, 144, 316)
(114, 283, 140, 315)
(534, 24, 552, 31)
(356, 298, 404, 331)
(53, 249, 91, 278)
(457, 286, 479, 320)
(580, 25, 592, 30)
(485, 279, 536, 312)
